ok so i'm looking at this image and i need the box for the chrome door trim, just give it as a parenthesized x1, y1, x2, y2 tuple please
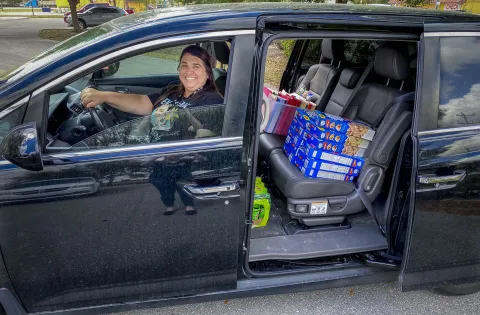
(49, 136, 243, 158)
(418, 125, 480, 136)
(424, 32, 480, 37)
(0, 136, 243, 167)
(32, 30, 255, 97)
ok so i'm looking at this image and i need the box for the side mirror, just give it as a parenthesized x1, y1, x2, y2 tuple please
(0, 122, 43, 172)
(101, 61, 120, 77)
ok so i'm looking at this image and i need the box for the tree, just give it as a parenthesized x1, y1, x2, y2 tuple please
(400, 0, 427, 7)
(68, 0, 82, 33)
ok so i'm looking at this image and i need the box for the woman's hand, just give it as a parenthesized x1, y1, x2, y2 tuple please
(80, 88, 107, 108)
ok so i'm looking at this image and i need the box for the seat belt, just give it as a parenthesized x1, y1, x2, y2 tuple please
(338, 56, 376, 117)
(355, 182, 385, 235)
(371, 92, 416, 129)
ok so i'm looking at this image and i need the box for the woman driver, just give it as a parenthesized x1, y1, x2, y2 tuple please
(80, 44, 224, 138)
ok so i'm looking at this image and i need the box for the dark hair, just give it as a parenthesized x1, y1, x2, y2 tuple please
(154, 45, 217, 106)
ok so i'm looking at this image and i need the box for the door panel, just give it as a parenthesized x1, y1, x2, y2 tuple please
(94, 74, 180, 95)
(402, 31, 480, 290)
(0, 138, 243, 312)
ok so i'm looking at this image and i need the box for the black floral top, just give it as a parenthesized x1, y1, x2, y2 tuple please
(147, 89, 224, 142)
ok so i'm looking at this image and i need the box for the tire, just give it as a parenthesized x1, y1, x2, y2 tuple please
(435, 282, 480, 296)
(78, 19, 86, 30)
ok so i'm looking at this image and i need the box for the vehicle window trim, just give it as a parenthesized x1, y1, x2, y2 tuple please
(36, 30, 253, 153)
(43, 136, 242, 159)
(417, 34, 480, 132)
(418, 125, 480, 136)
(424, 32, 480, 37)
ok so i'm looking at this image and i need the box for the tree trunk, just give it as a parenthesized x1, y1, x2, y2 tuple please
(68, 0, 81, 33)
(113, 0, 117, 7)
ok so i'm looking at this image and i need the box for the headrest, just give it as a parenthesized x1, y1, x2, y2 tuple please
(321, 39, 344, 61)
(373, 47, 409, 81)
(213, 41, 230, 65)
(339, 68, 361, 89)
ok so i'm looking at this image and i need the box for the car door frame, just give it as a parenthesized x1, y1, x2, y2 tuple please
(401, 26, 480, 291)
(3, 30, 256, 312)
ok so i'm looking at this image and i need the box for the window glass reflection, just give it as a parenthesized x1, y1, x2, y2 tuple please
(65, 104, 225, 151)
(438, 37, 480, 129)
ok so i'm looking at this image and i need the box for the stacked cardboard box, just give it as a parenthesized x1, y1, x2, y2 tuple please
(284, 108, 375, 182)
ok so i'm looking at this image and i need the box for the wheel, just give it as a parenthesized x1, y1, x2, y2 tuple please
(435, 282, 480, 296)
(78, 19, 86, 30)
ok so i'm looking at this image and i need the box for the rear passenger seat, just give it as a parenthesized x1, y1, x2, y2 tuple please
(295, 39, 344, 110)
(263, 47, 414, 226)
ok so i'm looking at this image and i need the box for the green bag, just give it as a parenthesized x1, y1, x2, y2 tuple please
(252, 177, 271, 228)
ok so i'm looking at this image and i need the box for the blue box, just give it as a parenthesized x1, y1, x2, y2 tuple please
(295, 108, 375, 141)
(296, 148, 360, 175)
(304, 141, 366, 158)
(300, 167, 356, 181)
(285, 127, 305, 148)
(298, 147, 364, 169)
(292, 111, 371, 149)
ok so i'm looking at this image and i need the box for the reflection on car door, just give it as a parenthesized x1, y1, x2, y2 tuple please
(0, 34, 255, 312)
(402, 28, 480, 290)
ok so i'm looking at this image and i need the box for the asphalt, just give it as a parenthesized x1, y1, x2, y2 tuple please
(0, 17, 66, 73)
(116, 282, 480, 315)
(1, 17, 480, 315)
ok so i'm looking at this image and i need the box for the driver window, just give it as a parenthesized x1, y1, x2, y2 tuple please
(44, 41, 230, 153)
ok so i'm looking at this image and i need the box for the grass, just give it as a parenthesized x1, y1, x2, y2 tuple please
(38, 29, 79, 41)
(1, 8, 42, 12)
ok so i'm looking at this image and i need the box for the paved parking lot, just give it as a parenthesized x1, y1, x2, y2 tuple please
(1, 17, 480, 315)
(0, 17, 66, 73)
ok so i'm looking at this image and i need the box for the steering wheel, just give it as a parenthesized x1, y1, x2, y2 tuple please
(89, 107, 107, 131)
(83, 85, 112, 131)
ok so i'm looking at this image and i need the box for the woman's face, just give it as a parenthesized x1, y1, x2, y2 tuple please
(178, 53, 208, 94)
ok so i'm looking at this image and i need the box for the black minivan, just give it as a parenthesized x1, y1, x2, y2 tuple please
(0, 3, 479, 314)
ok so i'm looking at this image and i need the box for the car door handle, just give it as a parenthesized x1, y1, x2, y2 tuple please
(417, 170, 466, 185)
(183, 181, 240, 200)
(115, 87, 131, 94)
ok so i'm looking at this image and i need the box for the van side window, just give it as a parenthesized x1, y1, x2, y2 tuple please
(437, 37, 480, 129)
(302, 40, 322, 68)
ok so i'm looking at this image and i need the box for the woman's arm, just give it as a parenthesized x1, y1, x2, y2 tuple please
(81, 88, 153, 116)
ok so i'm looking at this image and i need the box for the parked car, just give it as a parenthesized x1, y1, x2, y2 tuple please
(63, 3, 109, 23)
(66, 6, 127, 29)
(1, 3, 480, 314)
(125, 8, 134, 14)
